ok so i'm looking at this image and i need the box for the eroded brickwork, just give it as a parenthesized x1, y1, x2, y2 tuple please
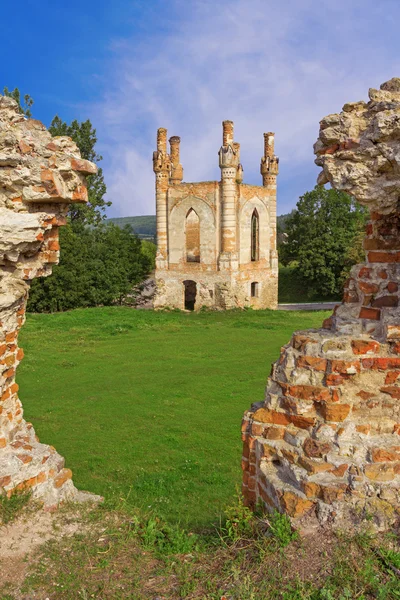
(242, 79, 400, 530)
(0, 96, 96, 506)
(153, 122, 279, 310)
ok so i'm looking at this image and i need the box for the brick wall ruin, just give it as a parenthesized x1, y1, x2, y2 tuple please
(0, 95, 96, 506)
(242, 79, 400, 530)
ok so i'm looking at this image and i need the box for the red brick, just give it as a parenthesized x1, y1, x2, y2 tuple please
(54, 468, 73, 488)
(264, 426, 285, 440)
(362, 357, 400, 370)
(385, 371, 400, 384)
(292, 335, 314, 351)
(252, 408, 289, 426)
(0, 475, 11, 488)
(303, 438, 331, 458)
(371, 295, 398, 308)
(359, 307, 381, 320)
(330, 464, 349, 477)
(319, 485, 346, 503)
(359, 281, 379, 294)
(5, 332, 17, 343)
(331, 360, 360, 374)
(286, 384, 331, 402)
(319, 403, 351, 422)
(301, 482, 320, 498)
(10, 383, 19, 395)
(289, 414, 316, 429)
(359, 267, 371, 279)
(297, 356, 327, 372)
(326, 373, 346, 386)
(371, 447, 400, 462)
(279, 491, 314, 518)
(351, 340, 380, 355)
(356, 424, 371, 435)
(368, 251, 400, 263)
(391, 342, 400, 354)
(388, 282, 399, 293)
(365, 223, 373, 236)
(380, 386, 400, 399)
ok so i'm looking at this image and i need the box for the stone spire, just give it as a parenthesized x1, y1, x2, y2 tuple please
(219, 121, 240, 263)
(260, 132, 279, 186)
(153, 128, 171, 268)
(169, 136, 183, 185)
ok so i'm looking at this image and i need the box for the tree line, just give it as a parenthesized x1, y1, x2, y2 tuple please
(3, 87, 155, 312)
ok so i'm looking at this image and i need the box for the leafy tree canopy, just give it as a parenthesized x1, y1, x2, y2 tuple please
(280, 186, 367, 298)
(28, 223, 153, 312)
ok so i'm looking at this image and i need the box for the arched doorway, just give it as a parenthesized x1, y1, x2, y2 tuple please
(183, 280, 197, 310)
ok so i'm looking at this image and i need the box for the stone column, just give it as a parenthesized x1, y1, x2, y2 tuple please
(169, 136, 183, 185)
(260, 132, 279, 271)
(0, 95, 97, 506)
(153, 128, 171, 269)
(218, 121, 239, 270)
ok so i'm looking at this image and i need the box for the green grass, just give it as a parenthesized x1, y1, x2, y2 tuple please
(18, 307, 329, 529)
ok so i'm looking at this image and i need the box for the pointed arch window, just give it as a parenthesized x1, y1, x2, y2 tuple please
(251, 209, 259, 261)
(186, 208, 200, 263)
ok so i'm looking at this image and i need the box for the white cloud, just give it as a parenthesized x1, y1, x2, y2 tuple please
(92, 0, 400, 216)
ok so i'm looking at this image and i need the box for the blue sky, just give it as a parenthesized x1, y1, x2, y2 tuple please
(2, 0, 400, 217)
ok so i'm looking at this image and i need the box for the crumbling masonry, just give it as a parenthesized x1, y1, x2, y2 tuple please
(0, 96, 96, 505)
(153, 122, 279, 310)
(242, 79, 400, 530)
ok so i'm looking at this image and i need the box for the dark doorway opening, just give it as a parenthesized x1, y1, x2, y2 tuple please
(184, 280, 197, 310)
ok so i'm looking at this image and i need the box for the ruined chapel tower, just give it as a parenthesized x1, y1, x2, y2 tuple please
(153, 121, 279, 310)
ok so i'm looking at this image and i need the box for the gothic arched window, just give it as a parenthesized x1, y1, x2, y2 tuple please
(186, 208, 200, 263)
(251, 209, 259, 261)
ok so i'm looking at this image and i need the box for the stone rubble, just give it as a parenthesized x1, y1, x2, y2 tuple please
(0, 95, 97, 506)
(242, 79, 400, 530)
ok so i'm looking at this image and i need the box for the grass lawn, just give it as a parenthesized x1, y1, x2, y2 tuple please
(18, 307, 330, 530)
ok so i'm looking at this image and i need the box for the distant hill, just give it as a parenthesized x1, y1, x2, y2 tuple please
(105, 215, 156, 241)
(106, 212, 291, 241)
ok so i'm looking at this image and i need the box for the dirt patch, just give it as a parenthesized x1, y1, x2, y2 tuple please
(0, 507, 89, 595)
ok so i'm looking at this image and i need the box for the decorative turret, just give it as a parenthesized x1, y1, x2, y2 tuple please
(153, 128, 171, 268)
(219, 121, 240, 263)
(169, 136, 183, 185)
(260, 132, 279, 186)
(218, 121, 240, 172)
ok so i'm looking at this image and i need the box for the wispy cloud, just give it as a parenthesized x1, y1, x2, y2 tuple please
(92, 0, 400, 216)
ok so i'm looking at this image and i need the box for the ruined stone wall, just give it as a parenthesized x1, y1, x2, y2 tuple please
(242, 79, 400, 531)
(153, 123, 279, 311)
(0, 95, 96, 505)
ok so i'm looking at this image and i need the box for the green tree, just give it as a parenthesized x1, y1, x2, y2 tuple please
(49, 116, 110, 225)
(282, 186, 367, 298)
(3, 87, 34, 117)
(27, 224, 153, 312)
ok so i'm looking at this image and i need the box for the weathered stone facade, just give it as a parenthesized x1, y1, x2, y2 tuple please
(242, 79, 400, 530)
(153, 122, 279, 310)
(0, 95, 96, 506)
